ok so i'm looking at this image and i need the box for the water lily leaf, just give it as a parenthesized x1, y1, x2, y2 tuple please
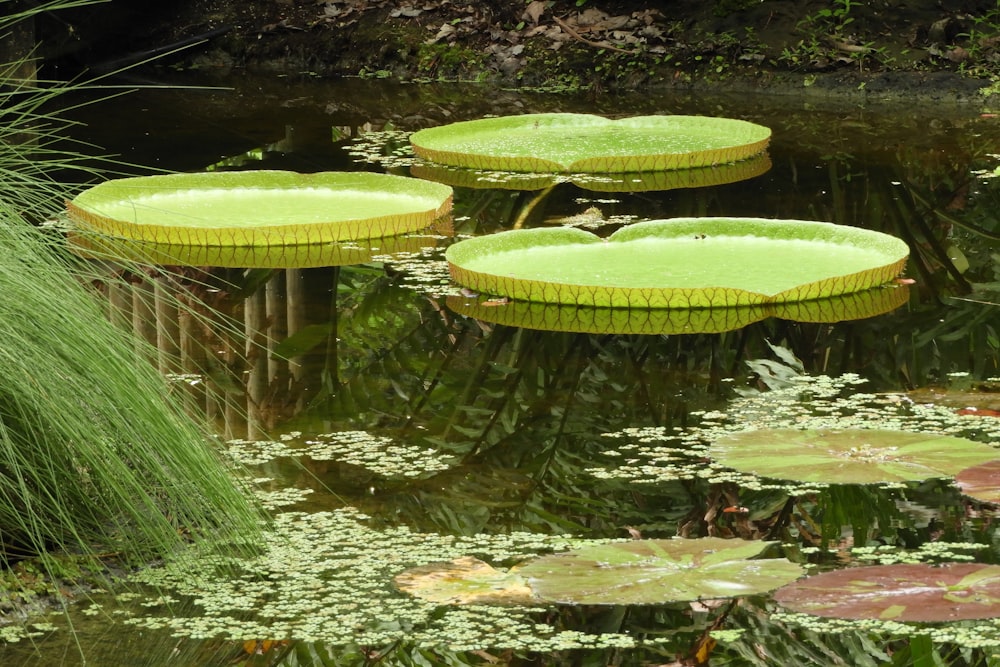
(67, 170, 453, 247)
(774, 563, 1000, 622)
(709, 428, 999, 485)
(410, 152, 771, 192)
(446, 284, 908, 334)
(445, 218, 909, 308)
(518, 537, 804, 605)
(394, 556, 537, 606)
(956, 460, 1000, 504)
(409, 113, 771, 173)
(67, 229, 440, 268)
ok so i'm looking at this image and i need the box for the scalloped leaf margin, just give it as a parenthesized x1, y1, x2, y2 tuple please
(446, 218, 910, 309)
(410, 113, 771, 173)
(67, 170, 453, 247)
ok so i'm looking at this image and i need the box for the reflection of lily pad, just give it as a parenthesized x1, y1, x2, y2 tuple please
(410, 153, 772, 193)
(394, 556, 536, 606)
(446, 219, 909, 308)
(774, 563, 1000, 622)
(67, 230, 442, 269)
(518, 538, 803, 605)
(67, 171, 453, 246)
(956, 460, 1000, 504)
(446, 284, 908, 334)
(410, 113, 771, 173)
(709, 428, 999, 485)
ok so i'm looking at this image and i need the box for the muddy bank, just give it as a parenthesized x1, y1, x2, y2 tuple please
(40, 1, 1000, 105)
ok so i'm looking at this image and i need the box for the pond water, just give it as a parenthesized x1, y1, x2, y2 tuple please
(3, 74, 1000, 666)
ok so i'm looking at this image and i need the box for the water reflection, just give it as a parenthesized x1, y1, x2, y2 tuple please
(6, 76, 998, 665)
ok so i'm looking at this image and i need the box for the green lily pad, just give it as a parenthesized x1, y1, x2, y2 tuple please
(445, 218, 909, 308)
(446, 284, 908, 334)
(409, 113, 771, 173)
(409, 152, 772, 192)
(67, 229, 440, 269)
(774, 563, 1000, 622)
(709, 428, 999, 485)
(394, 556, 536, 606)
(67, 170, 453, 247)
(518, 537, 804, 605)
(956, 460, 1000, 504)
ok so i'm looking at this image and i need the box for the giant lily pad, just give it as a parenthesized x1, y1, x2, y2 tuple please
(409, 152, 772, 193)
(446, 284, 908, 335)
(446, 218, 909, 308)
(409, 113, 770, 173)
(66, 171, 453, 247)
(774, 563, 1000, 622)
(518, 537, 803, 605)
(67, 229, 441, 269)
(709, 428, 999, 485)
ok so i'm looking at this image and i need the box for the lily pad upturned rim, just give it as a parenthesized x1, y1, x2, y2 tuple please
(409, 113, 772, 173)
(67, 170, 454, 247)
(446, 218, 910, 309)
(409, 152, 772, 193)
(445, 283, 909, 335)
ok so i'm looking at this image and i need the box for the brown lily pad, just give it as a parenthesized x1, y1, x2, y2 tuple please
(956, 460, 1000, 504)
(774, 562, 1000, 622)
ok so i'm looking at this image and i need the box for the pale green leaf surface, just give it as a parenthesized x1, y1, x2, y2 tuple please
(446, 218, 909, 308)
(519, 537, 804, 605)
(67, 170, 453, 246)
(709, 428, 999, 484)
(410, 113, 771, 173)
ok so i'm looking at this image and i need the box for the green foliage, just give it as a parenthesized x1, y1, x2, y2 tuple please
(0, 0, 264, 583)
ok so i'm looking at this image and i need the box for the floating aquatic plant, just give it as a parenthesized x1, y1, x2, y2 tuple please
(409, 152, 772, 193)
(127, 507, 647, 651)
(518, 537, 803, 605)
(395, 538, 802, 607)
(708, 428, 999, 485)
(446, 283, 908, 335)
(955, 460, 1000, 504)
(589, 374, 1000, 492)
(409, 113, 771, 173)
(66, 171, 453, 246)
(446, 218, 909, 309)
(774, 562, 1000, 622)
(68, 228, 441, 269)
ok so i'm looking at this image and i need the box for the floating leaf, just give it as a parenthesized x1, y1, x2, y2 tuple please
(446, 284, 908, 334)
(394, 556, 536, 606)
(709, 428, 999, 485)
(518, 538, 804, 605)
(410, 152, 771, 192)
(409, 113, 771, 173)
(67, 229, 441, 268)
(446, 218, 909, 308)
(774, 563, 1000, 622)
(67, 171, 453, 247)
(956, 460, 1000, 504)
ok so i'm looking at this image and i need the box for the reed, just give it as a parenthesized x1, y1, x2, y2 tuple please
(0, 1, 264, 571)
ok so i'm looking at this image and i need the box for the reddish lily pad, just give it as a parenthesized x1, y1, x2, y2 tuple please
(774, 562, 1000, 622)
(709, 428, 999, 485)
(67, 171, 453, 247)
(956, 460, 1000, 504)
(409, 113, 771, 173)
(446, 218, 909, 308)
(518, 537, 803, 605)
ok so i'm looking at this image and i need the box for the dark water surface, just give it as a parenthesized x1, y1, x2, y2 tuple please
(4, 74, 1000, 666)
